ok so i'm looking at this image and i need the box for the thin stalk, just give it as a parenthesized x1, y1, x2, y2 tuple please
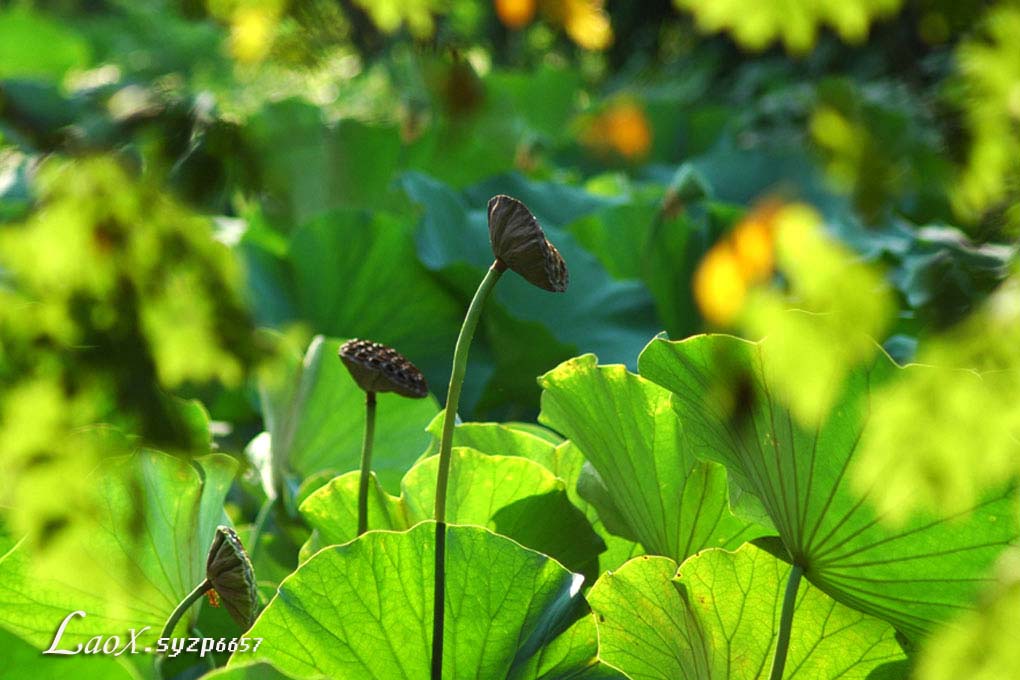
(160, 578, 211, 641)
(768, 563, 803, 680)
(357, 391, 377, 536)
(247, 497, 275, 564)
(431, 260, 505, 680)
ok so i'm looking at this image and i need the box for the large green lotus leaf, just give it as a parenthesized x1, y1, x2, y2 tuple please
(236, 212, 300, 329)
(243, 101, 403, 223)
(567, 201, 662, 281)
(288, 210, 461, 379)
(587, 544, 907, 679)
(485, 65, 582, 142)
(420, 416, 643, 572)
(234, 522, 624, 679)
(299, 447, 605, 578)
(539, 355, 766, 563)
(0, 451, 235, 674)
(257, 335, 439, 494)
(476, 304, 579, 415)
(403, 94, 519, 188)
(638, 334, 1019, 639)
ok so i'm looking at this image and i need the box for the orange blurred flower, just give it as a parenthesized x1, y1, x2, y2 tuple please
(495, 0, 537, 29)
(582, 99, 652, 161)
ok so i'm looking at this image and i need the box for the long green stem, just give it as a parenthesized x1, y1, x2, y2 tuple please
(160, 578, 211, 641)
(768, 563, 803, 680)
(431, 260, 505, 680)
(357, 391, 377, 536)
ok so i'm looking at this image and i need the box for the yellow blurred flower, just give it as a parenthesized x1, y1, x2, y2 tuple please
(693, 245, 747, 327)
(495, 0, 537, 29)
(582, 99, 652, 161)
(543, 0, 613, 50)
(693, 200, 780, 325)
(562, 0, 612, 50)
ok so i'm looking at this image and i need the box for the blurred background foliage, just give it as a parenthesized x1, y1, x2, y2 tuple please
(1, 0, 1019, 676)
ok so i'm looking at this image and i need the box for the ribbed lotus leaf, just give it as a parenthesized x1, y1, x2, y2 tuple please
(205, 526, 259, 630)
(487, 195, 569, 292)
(338, 339, 429, 398)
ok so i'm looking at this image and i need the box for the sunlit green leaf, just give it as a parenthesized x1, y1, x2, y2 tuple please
(0, 451, 236, 676)
(673, 0, 903, 53)
(952, 7, 1020, 228)
(203, 661, 301, 680)
(234, 522, 624, 679)
(639, 332, 1019, 639)
(741, 204, 894, 426)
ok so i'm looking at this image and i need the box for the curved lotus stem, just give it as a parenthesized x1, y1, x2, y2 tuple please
(431, 195, 568, 679)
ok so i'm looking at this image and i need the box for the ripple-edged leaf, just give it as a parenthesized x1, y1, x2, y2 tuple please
(588, 543, 907, 679)
(299, 447, 604, 579)
(539, 354, 767, 563)
(421, 416, 643, 573)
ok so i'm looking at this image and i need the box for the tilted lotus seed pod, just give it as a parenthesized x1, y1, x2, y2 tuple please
(205, 526, 258, 629)
(487, 195, 569, 292)
(338, 339, 429, 398)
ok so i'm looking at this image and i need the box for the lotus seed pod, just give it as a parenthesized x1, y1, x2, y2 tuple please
(487, 195, 569, 292)
(205, 526, 258, 629)
(338, 339, 429, 398)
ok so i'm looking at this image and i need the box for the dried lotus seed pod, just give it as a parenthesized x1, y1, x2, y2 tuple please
(487, 195, 569, 293)
(338, 339, 429, 398)
(205, 526, 258, 630)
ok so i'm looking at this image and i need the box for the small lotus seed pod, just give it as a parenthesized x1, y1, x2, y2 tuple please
(205, 526, 258, 629)
(338, 339, 429, 398)
(487, 195, 569, 292)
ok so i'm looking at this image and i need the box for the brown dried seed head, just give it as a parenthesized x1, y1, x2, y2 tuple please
(487, 195, 569, 292)
(205, 526, 258, 630)
(338, 339, 429, 398)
